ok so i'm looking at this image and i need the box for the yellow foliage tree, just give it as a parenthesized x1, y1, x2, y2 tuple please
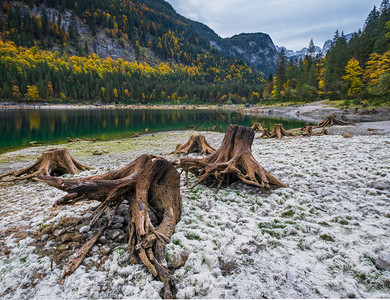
(26, 85, 39, 102)
(342, 58, 364, 97)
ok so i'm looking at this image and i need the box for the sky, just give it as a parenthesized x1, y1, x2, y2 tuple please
(165, 0, 382, 51)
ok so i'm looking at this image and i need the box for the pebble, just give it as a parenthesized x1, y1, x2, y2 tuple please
(79, 225, 91, 233)
(100, 245, 111, 255)
(106, 229, 124, 240)
(98, 235, 107, 243)
(375, 253, 390, 271)
(53, 229, 66, 237)
(112, 215, 125, 224)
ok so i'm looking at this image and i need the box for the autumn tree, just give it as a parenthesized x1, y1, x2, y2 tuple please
(342, 58, 364, 97)
(26, 85, 39, 102)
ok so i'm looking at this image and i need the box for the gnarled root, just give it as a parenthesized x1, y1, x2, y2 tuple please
(36, 154, 182, 298)
(171, 134, 216, 155)
(315, 114, 352, 128)
(179, 125, 287, 191)
(0, 148, 91, 182)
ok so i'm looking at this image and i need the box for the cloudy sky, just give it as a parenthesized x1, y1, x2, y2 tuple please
(165, 0, 382, 51)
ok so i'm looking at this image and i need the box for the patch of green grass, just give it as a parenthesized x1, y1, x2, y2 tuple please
(319, 221, 332, 228)
(320, 233, 335, 242)
(173, 239, 184, 248)
(185, 233, 201, 241)
(281, 209, 295, 218)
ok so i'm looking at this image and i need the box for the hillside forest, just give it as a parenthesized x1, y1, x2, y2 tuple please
(0, 0, 389, 105)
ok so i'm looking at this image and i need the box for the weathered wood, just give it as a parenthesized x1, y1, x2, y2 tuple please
(178, 125, 287, 190)
(269, 124, 293, 139)
(0, 148, 91, 182)
(315, 114, 352, 128)
(36, 154, 182, 299)
(251, 122, 265, 133)
(171, 134, 216, 155)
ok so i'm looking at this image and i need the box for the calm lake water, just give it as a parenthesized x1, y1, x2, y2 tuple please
(0, 108, 306, 153)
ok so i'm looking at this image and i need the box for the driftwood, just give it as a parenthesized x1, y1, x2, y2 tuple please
(251, 122, 265, 133)
(315, 114, 352, 128)
(0, 148, 91, 182)
(178, 125, 287, 191)
(36, 154, 182, 298)
(171, 135, 216, 155)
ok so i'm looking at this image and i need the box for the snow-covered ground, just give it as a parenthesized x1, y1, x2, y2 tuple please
(0, 130, 390, 299)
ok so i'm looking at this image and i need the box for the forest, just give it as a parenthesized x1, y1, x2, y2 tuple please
(0, 0, 389, 105)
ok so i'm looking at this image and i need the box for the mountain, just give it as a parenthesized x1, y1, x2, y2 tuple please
(223, 33, 279, 75)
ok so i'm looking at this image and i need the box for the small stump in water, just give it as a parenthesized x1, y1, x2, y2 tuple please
(178, 125, 287, 191)
(0, 148, 91, 182)
(171, 134, 216, 155)
(36, 154, 182, 299)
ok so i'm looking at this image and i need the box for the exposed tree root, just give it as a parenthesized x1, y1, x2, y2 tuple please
(0, 148, 91, 182)
(171, 134, 216, 155)
(36, 154, 182, 299)
(315, 114, 352, 128)
(178, 125, 287, 191)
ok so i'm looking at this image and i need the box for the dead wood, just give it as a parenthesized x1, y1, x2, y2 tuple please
(269, 124, 293, 139)
(178, 125, 287, 190)
(36, 154, 182, 299)
(251, 122, 265, 133)
(257, 128, 272, 139)
(315, 114, 352, 128)
(0, 148, 91, 182)
(171, 134, 216, 155)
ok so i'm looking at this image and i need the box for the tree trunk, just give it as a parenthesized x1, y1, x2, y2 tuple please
(36, 154, 182, 299)
(0, 148, 91, 182)
(178, 125, 287, 190)
(171, 134, 216, 155)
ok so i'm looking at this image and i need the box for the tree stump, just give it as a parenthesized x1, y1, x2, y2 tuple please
(0, 148, 91, 182)
(315, 114, 351, 128)
(301, 124, 313, 136)
(171, 135, 216, 155)
(178, 125, 287, 190)
(36, 154, 182, 299)
(251, 122, 265, 133)
(269, 123, 293, 139)
(257, 128, 272, 139)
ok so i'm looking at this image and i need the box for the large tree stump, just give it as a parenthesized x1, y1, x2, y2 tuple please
(36, 154, 182, 298)
(171, 134, 216, 155)
(0, 148, 91, 182)
(315, 114, 352, 128)
(178, 125, 287, 190)
(251, 122, 265, 133)
(269, 123, 293, 139)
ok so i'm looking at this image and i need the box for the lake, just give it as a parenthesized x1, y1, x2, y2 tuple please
(0, 108, 306, 153)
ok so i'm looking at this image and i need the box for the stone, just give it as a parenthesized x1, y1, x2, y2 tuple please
(112, 223, 123, 229)
(199, 200, 212, 212)
(72, 233, 85, 242)
(98, 235, 107, 243)
(61, 233, 74, 243)
(100, 245, 111, 255)
(106, 229, 124, 240)
(376, 254, 390, 271)
(371, 181, 390, 191)
(168, 251, 190, 269)
(112, 215, 125, 224)
(79, 225, 91, 233)
(40, 225, 54, 236)
(93, 150, 103, 156)
(53, 229, 66, 237)
(343, 133, 352, 138)
(58, 244, 69, 252)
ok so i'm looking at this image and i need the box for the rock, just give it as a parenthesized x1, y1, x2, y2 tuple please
(117, 234, 126, 242)
(168, 251, 190, 269)
(53, 229, 66, 237)
(93, 150, 103, 155)
(61, 233, 74, 243)
(106, 229, 124, 240)
(112, 223, 124, 229)
(92, 246, 99, 252)
(60, 232, 84, 243)
(370, 181, 390, 191)
(376, 254, 390, 271)
(79, 225, 91, 233)
(100, 245, 111, 255)
(343, 133, 352, 138)
(58, 244, 69, 252)
(199, 200, 212, 212)
(98, 235, 107, 243)
(112, 215, 125, 224)
(40, 225, 54, 236)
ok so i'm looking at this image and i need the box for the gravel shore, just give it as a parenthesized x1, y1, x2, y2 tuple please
(0, 129, 390, 299)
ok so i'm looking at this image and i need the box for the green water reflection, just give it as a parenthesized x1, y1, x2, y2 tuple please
(0, 108, 306, 152)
